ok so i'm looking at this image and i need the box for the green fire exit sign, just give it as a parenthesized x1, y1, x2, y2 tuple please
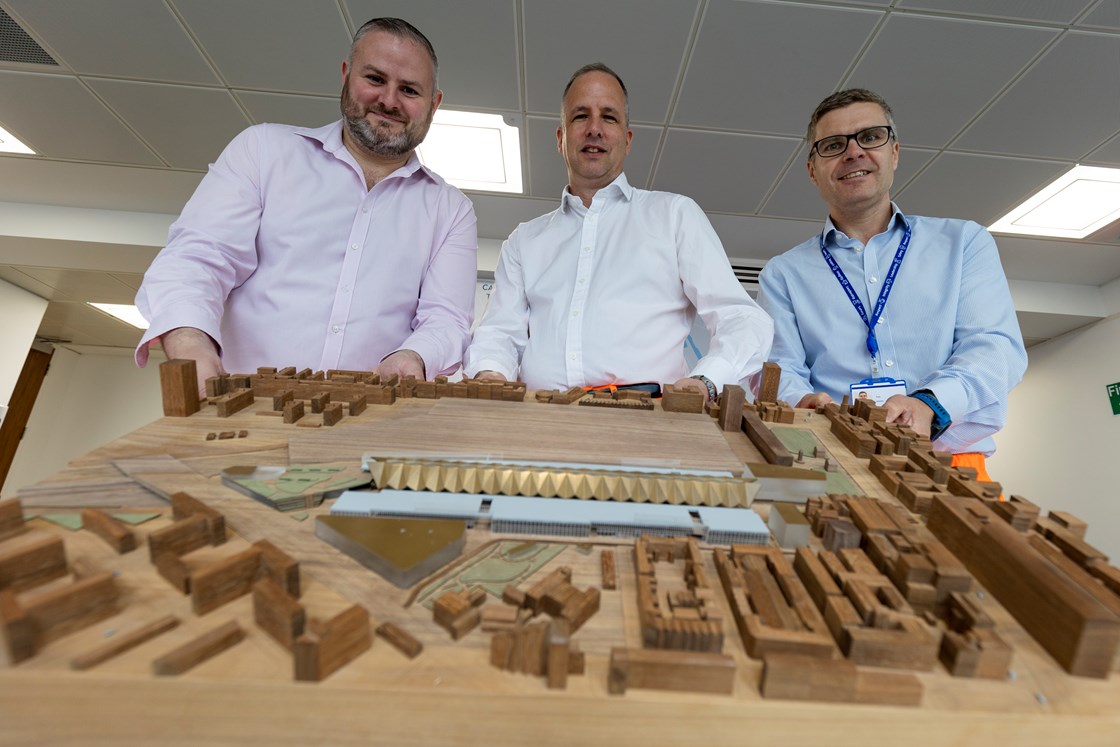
(1110, 382, 1120, 416)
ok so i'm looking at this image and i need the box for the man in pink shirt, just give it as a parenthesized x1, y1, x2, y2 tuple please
(135, 18, 477, 392)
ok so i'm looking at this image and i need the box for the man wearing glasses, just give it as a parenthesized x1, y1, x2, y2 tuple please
(757, 89, 1026, 480)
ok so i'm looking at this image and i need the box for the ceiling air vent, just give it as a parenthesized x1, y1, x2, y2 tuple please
(730, 260, 765, 292)
(0, 9, 57, 66)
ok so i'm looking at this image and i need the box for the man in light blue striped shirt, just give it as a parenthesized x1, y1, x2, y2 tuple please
(757, 89, 1026, 476)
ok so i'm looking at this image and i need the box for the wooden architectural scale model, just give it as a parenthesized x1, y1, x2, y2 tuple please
(2, 359, 1118, 746)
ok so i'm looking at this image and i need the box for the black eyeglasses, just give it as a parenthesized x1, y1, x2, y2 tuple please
(810, 125, 894, 159)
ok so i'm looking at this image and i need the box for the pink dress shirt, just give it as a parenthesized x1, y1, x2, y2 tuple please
(135, 120, 477, 376)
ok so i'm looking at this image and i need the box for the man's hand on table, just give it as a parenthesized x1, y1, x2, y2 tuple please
(671, 377, 708, 398)
(884, 394, 934, 438)
(160, 327, 224, 396)
(796, 392, 834, 409)
(378, 349, 426, 381)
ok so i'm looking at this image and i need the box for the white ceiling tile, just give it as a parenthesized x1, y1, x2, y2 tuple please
(896, 0, 1096, 23)
(1085, 132, 1120, 165)
(0, 157, 200, 214)
(343, 0, 521, 111)
(0, 71, 161, 164)
(1079, 0, 1120, 30)
(40, 300, 144, 346)
(525, 115, 565, 199)
(763, 147, 939, 220)
(954, 33, 1120, 159)
(17, 267, 138, 304)
(675, 1, 879, 134)
(998, 235, 1120, 284)
(523, 0, 699, 122)
(524, 116, 660, 200)
(235, 91, 340, 128)
(0, 235, 159, 275)
(0, 267, 70, 300)
(171, 0, 351, 94)
(895, 152, 1070, 225)
(1017, 310, 1100, 341)
(846, 15, 1055, 147)
(5, 0, 219, 83)
(107, 272, 146, 291)
(654, 131, 799, 214)
(86, 79, 252, 170)
(468, 192, 558, 242)
(708, 213, 820, 264)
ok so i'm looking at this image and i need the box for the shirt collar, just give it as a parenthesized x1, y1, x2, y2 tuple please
(822, 202, 911, 247)
(560, 172, 633, 213)
(296, 119, 436, 183)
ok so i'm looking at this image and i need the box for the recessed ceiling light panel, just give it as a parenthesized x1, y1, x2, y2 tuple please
(417, 110, 523, 194)
(88, 303, 149, 329)
(990, 165, 1120, 239)
(0, 123, 34, 154)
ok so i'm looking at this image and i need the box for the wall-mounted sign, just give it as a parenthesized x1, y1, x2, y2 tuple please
(1108, 382, 1120, 416)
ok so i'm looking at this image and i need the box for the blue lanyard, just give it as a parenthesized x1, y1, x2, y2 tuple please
(819, 224, 912, 365)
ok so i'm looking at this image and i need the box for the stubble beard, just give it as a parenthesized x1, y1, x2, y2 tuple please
(341, 79, 432, 159)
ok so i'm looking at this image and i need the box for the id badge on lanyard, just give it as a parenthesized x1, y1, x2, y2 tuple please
(850, 376, 907, 406)
(820, 224, 912, 377)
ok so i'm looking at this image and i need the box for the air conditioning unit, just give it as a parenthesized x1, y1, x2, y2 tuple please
(730, 260, 765, 296)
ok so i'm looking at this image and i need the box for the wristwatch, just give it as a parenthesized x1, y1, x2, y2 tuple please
(689, 375, 718, 403)
(910, 389, 951, 441)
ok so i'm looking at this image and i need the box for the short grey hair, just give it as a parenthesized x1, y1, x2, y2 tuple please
(562, 62, 630, 126)
(350, 18, 439, 94)
(806, 88, 896, 157)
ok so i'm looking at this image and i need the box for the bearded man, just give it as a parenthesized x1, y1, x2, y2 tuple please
(136, 18, 476, 390)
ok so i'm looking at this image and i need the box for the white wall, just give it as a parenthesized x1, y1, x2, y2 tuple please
(0, 278, 48, 406)
(1, 348, 163, 497)
(989, 313, 1120, 560)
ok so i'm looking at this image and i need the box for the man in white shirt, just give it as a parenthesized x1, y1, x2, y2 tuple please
(465, 63, 772, 400)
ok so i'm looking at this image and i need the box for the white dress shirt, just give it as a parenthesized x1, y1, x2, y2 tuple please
(465, 173, 773, 390)
(135, 120, 477, 376)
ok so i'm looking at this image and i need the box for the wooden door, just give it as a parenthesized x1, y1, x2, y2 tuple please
(0, 344, 53, 491)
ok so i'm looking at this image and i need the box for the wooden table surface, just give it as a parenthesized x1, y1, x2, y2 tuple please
(2, 394, 1119, 747)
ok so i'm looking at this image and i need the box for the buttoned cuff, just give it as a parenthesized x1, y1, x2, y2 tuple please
(688, 356, 738, 392)
(135, 309, 223, 368)
(463, 357, 516, 382)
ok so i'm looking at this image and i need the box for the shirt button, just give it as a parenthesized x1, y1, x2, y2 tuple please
(583, 246, 590, 253)
(876, 318, 884, 325)
(569, 354, 576, 361)
(571, 310, 579, 318)
(351, 244, 358, 251)
(579, 277, 587, 284)
(885, 359, 894, 367)
(855, 245, 863, 252)
(332, 326, 341, 333)
(362, 208, 369, 214)
(869, 275, 878, 284)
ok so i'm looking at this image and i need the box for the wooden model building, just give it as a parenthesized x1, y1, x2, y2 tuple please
(926, 494, 1120, 678)
(713, 543, 837, 661)
(814, 397, 1120, 680)
(485, 566, 598, 689)
(634, 536, 724, 653)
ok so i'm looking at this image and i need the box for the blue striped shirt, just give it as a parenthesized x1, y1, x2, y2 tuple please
(758, 205, 1026, 455)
